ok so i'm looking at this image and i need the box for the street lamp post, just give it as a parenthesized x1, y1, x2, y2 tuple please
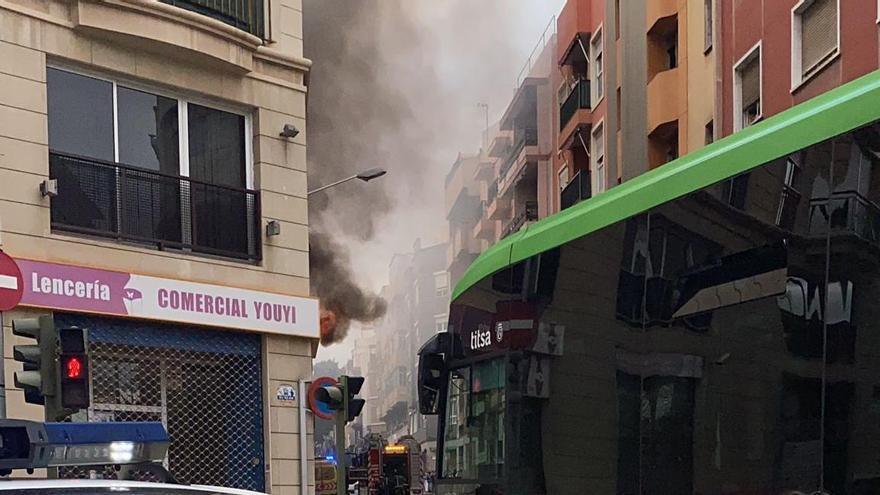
(308, 168, 387, 196)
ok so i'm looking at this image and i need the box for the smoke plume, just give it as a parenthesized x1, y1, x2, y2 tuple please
(303, 0, 563, 348)
(310, 231, 387, 345)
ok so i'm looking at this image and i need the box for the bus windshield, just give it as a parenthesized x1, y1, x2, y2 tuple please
(441, 358, 505, 480)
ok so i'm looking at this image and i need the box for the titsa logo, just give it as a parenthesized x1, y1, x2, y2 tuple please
(471, 323, 492, 350)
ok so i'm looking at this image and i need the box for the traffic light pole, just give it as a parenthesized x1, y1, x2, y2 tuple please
(335, 376, 348, 495)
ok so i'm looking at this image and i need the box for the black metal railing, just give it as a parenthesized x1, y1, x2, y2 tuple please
(560, 79, 591, 129)
(161, 0, 264, 38)
(499, 128, 539, 180)
(808, 190, 880, 244)
(502, 201, 538, 238)
(50, 152, 261, 261)
(560, 171, 591, 210)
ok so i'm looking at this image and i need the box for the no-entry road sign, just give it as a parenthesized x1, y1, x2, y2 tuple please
(0, 252, 23, 311)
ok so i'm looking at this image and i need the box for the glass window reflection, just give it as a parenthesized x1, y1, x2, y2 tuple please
(47, 68, 114, 161)
(117, 86, 179, 174)
(441, 359, 505, 481)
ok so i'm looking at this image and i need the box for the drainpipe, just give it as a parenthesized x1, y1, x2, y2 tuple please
(299, 380, 308, 495)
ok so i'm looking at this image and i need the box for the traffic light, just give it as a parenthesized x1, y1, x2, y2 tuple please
(58, 327, 89, 410)
(314, 375, 366, 423)
(12, 316, 91, 418)
(315, 383, 344, 410)
(344, 376, 365, 423)
(12, 316, 56, 406)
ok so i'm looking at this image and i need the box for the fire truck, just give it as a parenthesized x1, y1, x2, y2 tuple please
(348, 434, 424, 495)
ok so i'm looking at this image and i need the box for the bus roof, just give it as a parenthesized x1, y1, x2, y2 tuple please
(452, 69, 880, 301)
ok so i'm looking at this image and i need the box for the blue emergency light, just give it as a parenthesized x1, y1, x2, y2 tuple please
(0, 420, 169, 472)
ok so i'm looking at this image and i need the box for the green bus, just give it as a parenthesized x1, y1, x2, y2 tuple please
(418, 70, 880, 495)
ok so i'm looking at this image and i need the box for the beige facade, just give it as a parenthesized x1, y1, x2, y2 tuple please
(0, 0, 315, 493)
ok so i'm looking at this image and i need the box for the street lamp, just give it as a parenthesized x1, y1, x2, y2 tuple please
(307, 168, 387, 196)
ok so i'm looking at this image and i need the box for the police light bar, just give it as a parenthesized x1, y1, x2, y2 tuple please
(0, 420, 169, 471)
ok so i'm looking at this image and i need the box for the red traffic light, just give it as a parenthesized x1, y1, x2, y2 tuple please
(64, 356, 83, 379)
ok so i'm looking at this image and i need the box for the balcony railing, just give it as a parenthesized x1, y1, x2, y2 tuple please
(808, 190, 880, 244)
(560, 79, 591, 129)
(499, 128, 539, 179)
(50, 152, 261, 261)
(161, 0, 264, 38)
(502, 201, 538, 238)
(561, 171, 591, 210)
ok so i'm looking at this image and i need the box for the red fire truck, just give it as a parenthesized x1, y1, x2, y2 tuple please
(349, 434, 424, 495)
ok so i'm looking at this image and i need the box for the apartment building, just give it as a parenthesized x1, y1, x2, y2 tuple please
(0, 0, 313, 492)
(445, 25, 558, 288)
(446, 153, 484, 287)
(719, 0, 878, 138)
(349, 240, 448, 463)
(554, 0, 716, 210)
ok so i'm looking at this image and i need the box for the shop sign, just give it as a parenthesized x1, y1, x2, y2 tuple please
(15, 258, 319, 338)
(462, 301, 536, 354)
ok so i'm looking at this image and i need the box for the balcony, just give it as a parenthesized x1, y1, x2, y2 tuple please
(501, 201, 538, 239)
(556, 0, 592, 65)
(561, 171, 591, 210)
(487, 182, 512, 221)
(161, 0, 264, 38)
(647, 0, 679, 32)
(446, 156, 480, 222)
(498, 128, 539, 196)
(560, 79, 591, 129)
(809, 191, 880, 245)
(474, 157, 495, 181)
(499, 129, 538, 178)
(647, 66, 682, 135)
(472, 209, 496, 241)
(50, 152, 261, 261)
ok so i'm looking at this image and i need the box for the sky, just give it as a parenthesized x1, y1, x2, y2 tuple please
(309, 0, 567, 366)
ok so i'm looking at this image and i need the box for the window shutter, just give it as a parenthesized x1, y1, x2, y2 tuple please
(740, 56, 760, 108)
(801, 0, 837, 75)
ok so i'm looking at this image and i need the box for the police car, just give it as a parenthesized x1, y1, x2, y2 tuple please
(0, 420, 265, 495)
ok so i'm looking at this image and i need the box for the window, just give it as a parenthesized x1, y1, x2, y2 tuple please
(792, 0, 839, 87)
(733, 44, 761, 131)
(47, 67, 257, 260)
(558, 166, 570, 191)
(434, 271, 449, 298)
(704, 0, 713, 52)
(705, 120, 714, 145)
(591, 28, 604, 103)
(592, 122, 606, 194)
(442, 360, 506, 480)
